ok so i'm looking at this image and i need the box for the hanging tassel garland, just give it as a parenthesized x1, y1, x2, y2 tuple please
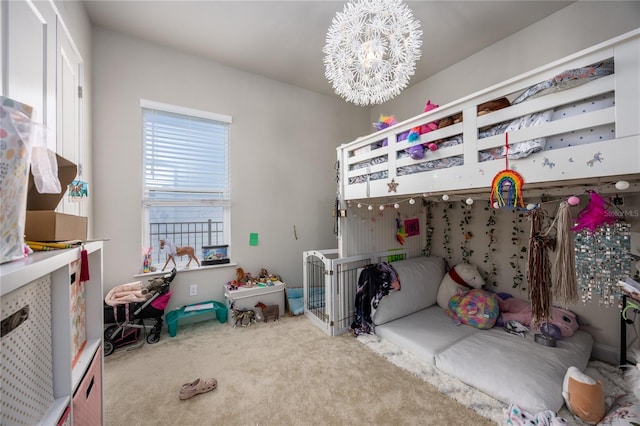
(552, 201, 578, 306)
(80, 248, 90, 282)
(528, 209, 554, 327)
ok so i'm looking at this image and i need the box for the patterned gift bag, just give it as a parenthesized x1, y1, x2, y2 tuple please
(1, 96, 34, 263)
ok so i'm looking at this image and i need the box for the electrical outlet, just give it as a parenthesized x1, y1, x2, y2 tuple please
(189, 284, 198, 296)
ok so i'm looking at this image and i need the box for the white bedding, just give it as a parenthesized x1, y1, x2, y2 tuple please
(375, 306, 479, 363)
(435, 328, 593, 413)
(367, 255, 594, 414)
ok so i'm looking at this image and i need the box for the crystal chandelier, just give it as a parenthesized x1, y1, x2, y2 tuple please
(323, 0, 423, 106)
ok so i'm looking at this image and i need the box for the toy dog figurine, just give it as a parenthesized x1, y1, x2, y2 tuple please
(255, 302, 279, 322)
(230, 302, 256, 328)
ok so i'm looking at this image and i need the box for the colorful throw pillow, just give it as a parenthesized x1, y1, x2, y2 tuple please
(447, 289, 499, 329)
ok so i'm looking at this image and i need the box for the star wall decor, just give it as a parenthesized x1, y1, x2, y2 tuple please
(387, 178, 398, 193)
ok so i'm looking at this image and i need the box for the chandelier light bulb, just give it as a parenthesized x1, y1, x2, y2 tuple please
(409, 198, 415, 205)
(368, 205, 373, 211)
(465, 198, 474, 205)
(323, 0, 423, 106)
(493, 202, 500, 209)
(357, 203, 362, 208)
(567, 196, 580, 206)
(442, 194, 449, 201)
(379, 205, 385, 211)
(394, 203, 400, 209)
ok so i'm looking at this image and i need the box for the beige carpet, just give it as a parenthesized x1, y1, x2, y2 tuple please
(104, 315, 496, 425)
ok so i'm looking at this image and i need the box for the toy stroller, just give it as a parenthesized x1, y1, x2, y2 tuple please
(103, 268, 176, 356)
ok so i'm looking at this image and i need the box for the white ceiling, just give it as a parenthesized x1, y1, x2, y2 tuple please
(83, 0, 574, 99)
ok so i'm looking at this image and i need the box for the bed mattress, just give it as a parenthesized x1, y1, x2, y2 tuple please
(374, 306, 479, 364)
(434, 327, 593, 413)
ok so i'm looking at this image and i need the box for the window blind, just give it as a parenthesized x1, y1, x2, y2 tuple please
(142, 104, 230, 206)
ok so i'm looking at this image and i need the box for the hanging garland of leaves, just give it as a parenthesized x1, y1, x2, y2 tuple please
(423, 200, 434, 257)
(483, 204, 498, 286)
(509, 211, 527, 290)
(460, 201, 474, 262)
(442, 202, 453, 264)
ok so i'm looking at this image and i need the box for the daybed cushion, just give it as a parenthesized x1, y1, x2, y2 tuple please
(372, 256, 446, 326)
(374, 306, 479, 363)
(434, 328, 594, 413)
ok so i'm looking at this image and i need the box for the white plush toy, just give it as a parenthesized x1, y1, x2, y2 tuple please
(562, 366, 604, 424)
(436, 263, 485, 309)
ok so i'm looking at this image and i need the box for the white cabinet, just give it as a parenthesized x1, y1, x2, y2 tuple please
(0, 241, 104, 425)
(1, 0, 84, 197)
(1, 0, 57, 135)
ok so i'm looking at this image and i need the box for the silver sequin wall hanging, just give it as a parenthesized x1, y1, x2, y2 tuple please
(575, 221, 632, 306)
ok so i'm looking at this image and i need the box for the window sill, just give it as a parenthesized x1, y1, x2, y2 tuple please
(134, 262, 238, 279)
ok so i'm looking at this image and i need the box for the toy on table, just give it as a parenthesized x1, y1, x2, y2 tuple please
(255, 302, 279, 322)
(160, 239, 200, 271)
(230, 302, 256, 328)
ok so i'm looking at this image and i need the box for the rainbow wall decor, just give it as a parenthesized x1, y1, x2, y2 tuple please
(490, 169, 525, 209)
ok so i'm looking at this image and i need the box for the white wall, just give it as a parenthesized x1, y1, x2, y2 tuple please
(91, 27, 369, 309)
(424, 195, 639, 357)
(373, 1, 640, 122)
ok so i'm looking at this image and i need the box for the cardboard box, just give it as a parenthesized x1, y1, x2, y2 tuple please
(25, 154, 87, 241)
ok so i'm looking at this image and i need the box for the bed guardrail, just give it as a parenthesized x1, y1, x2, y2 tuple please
(338, 30, 640, 201)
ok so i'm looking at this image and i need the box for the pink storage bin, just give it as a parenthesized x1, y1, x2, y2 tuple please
(72, 349, 102, 425)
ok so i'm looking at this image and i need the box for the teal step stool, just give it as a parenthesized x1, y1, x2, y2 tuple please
(165, 300, 228, 337)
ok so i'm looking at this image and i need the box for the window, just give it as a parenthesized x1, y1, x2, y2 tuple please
(141, 99, 231, 268)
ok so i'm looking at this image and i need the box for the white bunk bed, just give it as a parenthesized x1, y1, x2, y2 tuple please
(304, 30, 640, 338)
(337, 30, 640, 202)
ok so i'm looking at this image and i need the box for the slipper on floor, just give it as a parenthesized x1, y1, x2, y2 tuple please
(179, 377, 217, 400)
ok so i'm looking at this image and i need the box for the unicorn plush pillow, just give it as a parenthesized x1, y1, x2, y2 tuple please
(447, 288, 499, 330)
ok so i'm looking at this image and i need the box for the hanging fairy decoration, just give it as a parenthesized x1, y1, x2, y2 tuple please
(490, 133, 526, 210)
(571, 190, 618, 233)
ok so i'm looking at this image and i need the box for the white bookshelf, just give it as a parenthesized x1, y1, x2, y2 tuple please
(0, 241, 104, 425)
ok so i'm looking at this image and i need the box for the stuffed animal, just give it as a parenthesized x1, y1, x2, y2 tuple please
(405, 100, 440, 160)
(436, 263, 485, 309)
(255, 302, 279, 322)
(437, 97, 511, 129)
(373, 114, 397, 131)
(447, 288, 499, 329)
(497, 296, 580, 338)
(562, 366, 605, 424)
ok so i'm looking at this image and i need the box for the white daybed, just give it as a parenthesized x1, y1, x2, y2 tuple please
(372, 256, 592, 414)
(337, 30, 640, 202)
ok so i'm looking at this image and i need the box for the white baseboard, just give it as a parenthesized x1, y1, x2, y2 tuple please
(592, 342, 622, 365)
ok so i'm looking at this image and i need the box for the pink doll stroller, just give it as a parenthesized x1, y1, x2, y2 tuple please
(103, 269, 176, 356)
